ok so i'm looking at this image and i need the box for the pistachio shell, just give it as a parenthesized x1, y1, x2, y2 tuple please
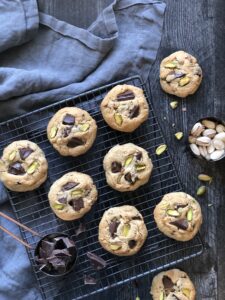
(50, 126, 58, 138)
(170, 101, 178, 109)
(110, 244, 121, 250)
(167, 209, 180, 217)
(191, 122, 205, 137)
(156, 144, 167, 156)
(114, 113, 123, 126)
(9, 151, 16, 161)
(188, 135, 197, 144)
(190, 144, 200, 156)
(214, 132, 225, 142)
(197, 186, 206, 196)
(135, 164, 146, 172)
(202, 119, 216, 129)
(187, 208, 193, 221)
(210, 149, 225, 161)
(179, 76, 190, 86)
(159, 291, 164, 300)
(216, 124, 225, 133)
(213, 138, 225, 150)
(53, 204, 65, 210)
(122, 224, 130, 236)
(182, 288, 191, 298)
(164, 62, 177, 69)
(71, 189, 83, 196)
(203, 129, 216, 138)
(27, 161, 39, 174)
(79, 123, 90, 132)
(124, 155, 133, 167)
(175, 132, 183, 140)
(196, 136, 211, 147)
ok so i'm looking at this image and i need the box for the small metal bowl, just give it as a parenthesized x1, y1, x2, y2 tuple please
(188, 116, 225, 162)
(34, 232, 77, 277)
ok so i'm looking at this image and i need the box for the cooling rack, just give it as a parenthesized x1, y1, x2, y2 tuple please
(0, 75, 203, 299)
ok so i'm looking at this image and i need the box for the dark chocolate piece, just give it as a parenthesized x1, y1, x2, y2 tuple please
(19, 147, 33, 160)
(129, 105, 140, 118)
(116, 90, 135, 101)
(84, 274, 97, 285)
(87, 252, 107, 270)
(176, 204, 188, 209)
(170, 219, 189, 230)
(8, 162, 25, 175)
(128, 240, 137, 249)
(135, 151, 142, 160)
(132, 215, 142, 221)
(124, 172, 132, 183)
(75, 223, 86, 237)
(62, 127, 72, 137)
(63, 114, 75, 125)
(109, 220, 120, 238)
(62, 182, 78, 191)
(162, 275, 174, 290)
(58, 197, 67, 204)
(67, 137, 84, 148)
(70, 198, 84, 211)
(111, 161, 122, 173)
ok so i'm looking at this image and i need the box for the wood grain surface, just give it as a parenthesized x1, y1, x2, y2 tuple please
(38, 0, 225, 299)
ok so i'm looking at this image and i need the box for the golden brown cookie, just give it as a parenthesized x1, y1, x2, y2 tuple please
(0, 140, 48, 192)
(154, 192, 202, 241)
(98, 205, 148, 256)
(160, 51, 202, 98)
(48, 172, 98, 221)
(150, 269, 196, 300)
(103, 143, 153, 192)
(47, 107, 97, 156)
(100, 84, 149, 132)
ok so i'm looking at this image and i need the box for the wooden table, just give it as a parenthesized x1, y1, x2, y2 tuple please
(38, 1, 225, 299)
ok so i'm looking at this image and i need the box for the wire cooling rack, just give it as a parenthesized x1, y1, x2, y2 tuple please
(0, 76, 203, 299)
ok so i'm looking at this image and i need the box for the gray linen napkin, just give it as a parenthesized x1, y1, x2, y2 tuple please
(0, 0, 166, 299)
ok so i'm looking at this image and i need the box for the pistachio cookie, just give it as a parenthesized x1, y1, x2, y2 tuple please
(48, 172, 98, 221)
(160, 50, 202, 98)
(100, 84, 149, 132)
(98, 205, 148, 256)
(47, 107, 97, 156)
(0, 140, 48, 192)
(103, 143, 153, 192)
(154, 192, 202, 241)
(150, 269, 196, 300)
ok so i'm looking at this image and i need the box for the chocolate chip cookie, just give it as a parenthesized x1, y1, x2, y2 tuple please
(48, 171, 98, 221)
(103, 143, 153, 192)
(98, 205, 148, 256)
(100, 84, 149, 132)
(154, 192, 202, 241)
(0, 140, 48, 192)
(47, 107, 97, 156)
(150, 269, 196, 300)
(160, 51, 202, 98)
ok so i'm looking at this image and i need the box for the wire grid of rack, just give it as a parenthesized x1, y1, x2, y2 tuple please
(0, 76, 203, 299)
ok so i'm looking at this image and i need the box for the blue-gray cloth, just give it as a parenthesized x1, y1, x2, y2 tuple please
(0, 0, 166, 299)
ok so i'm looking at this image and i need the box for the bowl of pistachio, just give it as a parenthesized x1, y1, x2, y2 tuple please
(188, 117, 225, 161)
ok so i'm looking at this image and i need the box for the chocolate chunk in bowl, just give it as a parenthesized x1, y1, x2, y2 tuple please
(34, 233, 77, 277)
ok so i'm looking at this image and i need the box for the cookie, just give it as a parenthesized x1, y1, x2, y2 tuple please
(154, 192, 202, 241)
(0, 140, 48, 192)
(100, 84, 149, 132)
(47, 107, 97, 156)
(103, 143, 153, 192)
(160, 51, 202, 98)
(150, 269, 196, 300)
(48, 171, 98, 221)
(98, 205, 148, 256)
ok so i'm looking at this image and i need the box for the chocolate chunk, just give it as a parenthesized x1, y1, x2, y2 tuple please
(67, 137, 84, 148)
(170, 219, 188, 230)
(75, 223, 86, 237)
(62, 182, 78, 191)
(58, 197, 67, 204)
(19, 147, 33, 160)
(128, 240, 137, 249)
(162, 275, 174, 290)
(129, 105, 140, 118)
(109, 220, 120, 238)
(132, 215, 142, 221)
(124, 172, 132, 183)
(69, 198, 84, 211)
(111, 161, 122, 173)
(87, 252, 107, 270)
(84, 274, 97, 285)
(63, 114, 75, 125)
(135, 151, 142, 160)
(62, 127, 72, 137)
(116, 90, 135, 101)
(8, 162, 25, 175)
(176, 204, 188, 209)
(174, 72, 185, 79)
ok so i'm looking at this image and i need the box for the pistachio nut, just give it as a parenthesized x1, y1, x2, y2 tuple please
(188, 135, 197, 144)
(210, 149, 225, 161)
(135, 164, 146, 172)
(27, 161, 39, 174)
(159, 291, 165, 300)
(196, 136, 211, 147)
(198, 174, 212, 182)
(216, 124, 225, 133)
(202, 119, 216, 129)
(199, 146, 209, 160)
(122, 224, 130, 236)
(156, 144, 167, 156)
(175, 132, 183, 140)
(79, 123, 90, 132)
(124, 155, 133, 167)
(187, 208, 193, 221)
(71, 189, 83, 197)
(164, 62, 177, 69)
(53, 204, 65, 210)
(179, 76, 190, 86)
(114, 113, 123, 126)
(110, 244, 121, 250)
(167, 209, 180, 217)
(202, 129, 216, 139)
(182, 288, 191, 298)
(50, 126, 58, 138)
(197, 186, 206, 196)
(190, 144, 200, 156)
(214, 132, 225, 142)
(191, 122, 204, 137)
(207, 144, 215, 154)
(213, 138, 225, 150)
(170, 101, 178, 109)
(9, 151, 16, 161)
